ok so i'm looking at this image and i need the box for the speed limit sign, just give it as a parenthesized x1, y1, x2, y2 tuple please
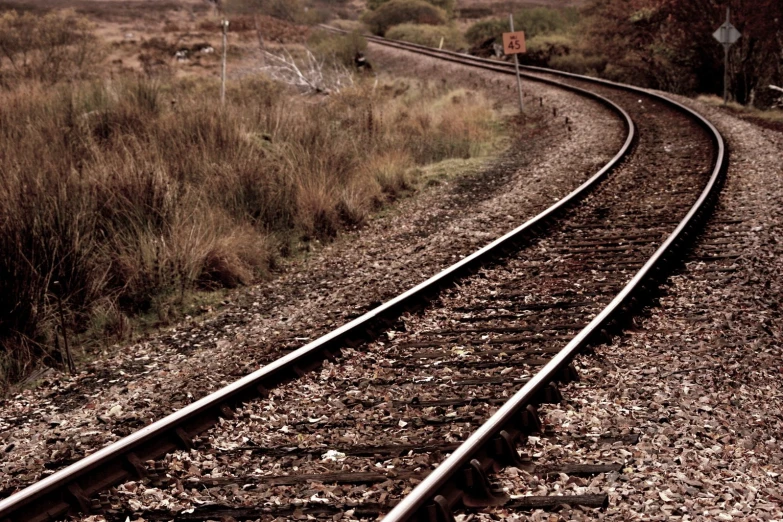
(502, 31, 526, 55)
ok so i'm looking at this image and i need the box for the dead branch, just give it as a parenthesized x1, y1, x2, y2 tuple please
(259, 48, 354, 95)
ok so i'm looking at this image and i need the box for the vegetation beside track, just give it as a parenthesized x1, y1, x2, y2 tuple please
(365, 0, 781, 109)
(0, 10, 503, 389)
(456, 1, 783, 109)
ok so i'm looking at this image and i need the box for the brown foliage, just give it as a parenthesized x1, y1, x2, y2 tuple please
(0, 76, 497, 386)
(582, 0, 783, 104)
(361, 0, 448, 35)
(0, 9, 102, 87)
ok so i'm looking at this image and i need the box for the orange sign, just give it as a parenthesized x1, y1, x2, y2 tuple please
(502, 31, 526, 55)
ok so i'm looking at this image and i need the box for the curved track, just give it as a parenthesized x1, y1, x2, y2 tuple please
(0, 34, 726, 522)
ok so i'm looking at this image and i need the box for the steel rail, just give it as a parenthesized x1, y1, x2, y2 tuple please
(344, 34, 728, 522)
(0, 43, 636, 522)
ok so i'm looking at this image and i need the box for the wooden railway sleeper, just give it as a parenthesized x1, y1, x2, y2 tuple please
(124, 453, 147, 480)
(174, 427, 192, 450)
(65, 484, 90, 515)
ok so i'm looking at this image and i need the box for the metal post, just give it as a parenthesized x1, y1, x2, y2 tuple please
(510, 14, 524, 112)
(723, 45, 729, 105)
(723, 7, 729, 105)
(221, 19, 229, 105)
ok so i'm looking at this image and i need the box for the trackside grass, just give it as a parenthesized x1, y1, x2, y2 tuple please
(0, 76, 499, 388)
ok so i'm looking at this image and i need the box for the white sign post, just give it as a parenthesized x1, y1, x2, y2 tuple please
(503, 15, 526, 113)
(713, 7, 741, 105)
(221, 19, 229, 105)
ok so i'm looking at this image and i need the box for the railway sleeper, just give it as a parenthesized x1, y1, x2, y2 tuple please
(114, 493, 608, 521)
(402, 346, 564, 359)
(421, 323, 582, 335)
(142, 462, 621, 490)
(392, 356, 553, 370)
(214, 429, 637, 461)
(452, 299, 600, 312)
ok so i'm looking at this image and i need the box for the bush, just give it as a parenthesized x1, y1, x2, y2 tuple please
(386, 23, 465, 50)
(308, 30, 368, 67)
(361, 0, 447, 35)
(368, 0, 455, 14)
(524, 33, 575, 66)
(224, 0, 312, 23)
(298, 7, 333, 26)
(0, 76, 498, 387)
(0, 10, 102, 87)
(513, 7, 579, 39)
(464, 19, 508, 47)
(548, 53, 606, 75)
(464, 7, 578, 49)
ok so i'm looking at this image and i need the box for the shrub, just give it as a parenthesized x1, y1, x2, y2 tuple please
(298, 6, 333, 26)
(0, 76, 499, 387)
(524, 33, 575, 66)
(361, 0, 447, 35)
(224, 0, 303, 21)
(464, 19, 508, 46)
(368, 0, 455, 14)
(363, 151, 414, 195)
(391, 86, 496, 163)
(329, 19, 364, 32)
(513, 7, 578, 39)
(548, 53, 606, 75)
(386, 23, 465, 50)
(308, 30, 368, 67)
(198, 15, 257, 32)
(0, 9, 102, 87)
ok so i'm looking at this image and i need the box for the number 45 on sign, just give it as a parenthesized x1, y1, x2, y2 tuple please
(502, 31, 526, 54)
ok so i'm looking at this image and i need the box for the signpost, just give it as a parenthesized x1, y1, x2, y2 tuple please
(713, 7, 741, 105)
(503, 15, 526, 113)
(221, 19, 229, 105)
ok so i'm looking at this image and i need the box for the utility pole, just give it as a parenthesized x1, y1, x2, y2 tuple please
(507, 14, 525, 113)
(221, 19, 229, 105)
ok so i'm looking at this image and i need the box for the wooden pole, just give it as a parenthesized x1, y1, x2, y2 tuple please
(510, 14, 524, 113)
(221, 19, 229, 105)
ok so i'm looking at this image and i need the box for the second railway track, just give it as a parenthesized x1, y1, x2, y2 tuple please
(0, 35, 726, 522)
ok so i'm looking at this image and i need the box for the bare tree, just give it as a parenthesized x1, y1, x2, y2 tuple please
(259, 47, 354, 94)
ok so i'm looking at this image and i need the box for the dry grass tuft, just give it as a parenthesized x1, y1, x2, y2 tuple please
(364, 151, 415, 195)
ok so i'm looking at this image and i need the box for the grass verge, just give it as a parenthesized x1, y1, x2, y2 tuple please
(696, 94, 783, 132)
(0, 75, 501, 389)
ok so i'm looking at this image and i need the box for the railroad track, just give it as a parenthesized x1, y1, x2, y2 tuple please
(0, 35, 726, 522)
